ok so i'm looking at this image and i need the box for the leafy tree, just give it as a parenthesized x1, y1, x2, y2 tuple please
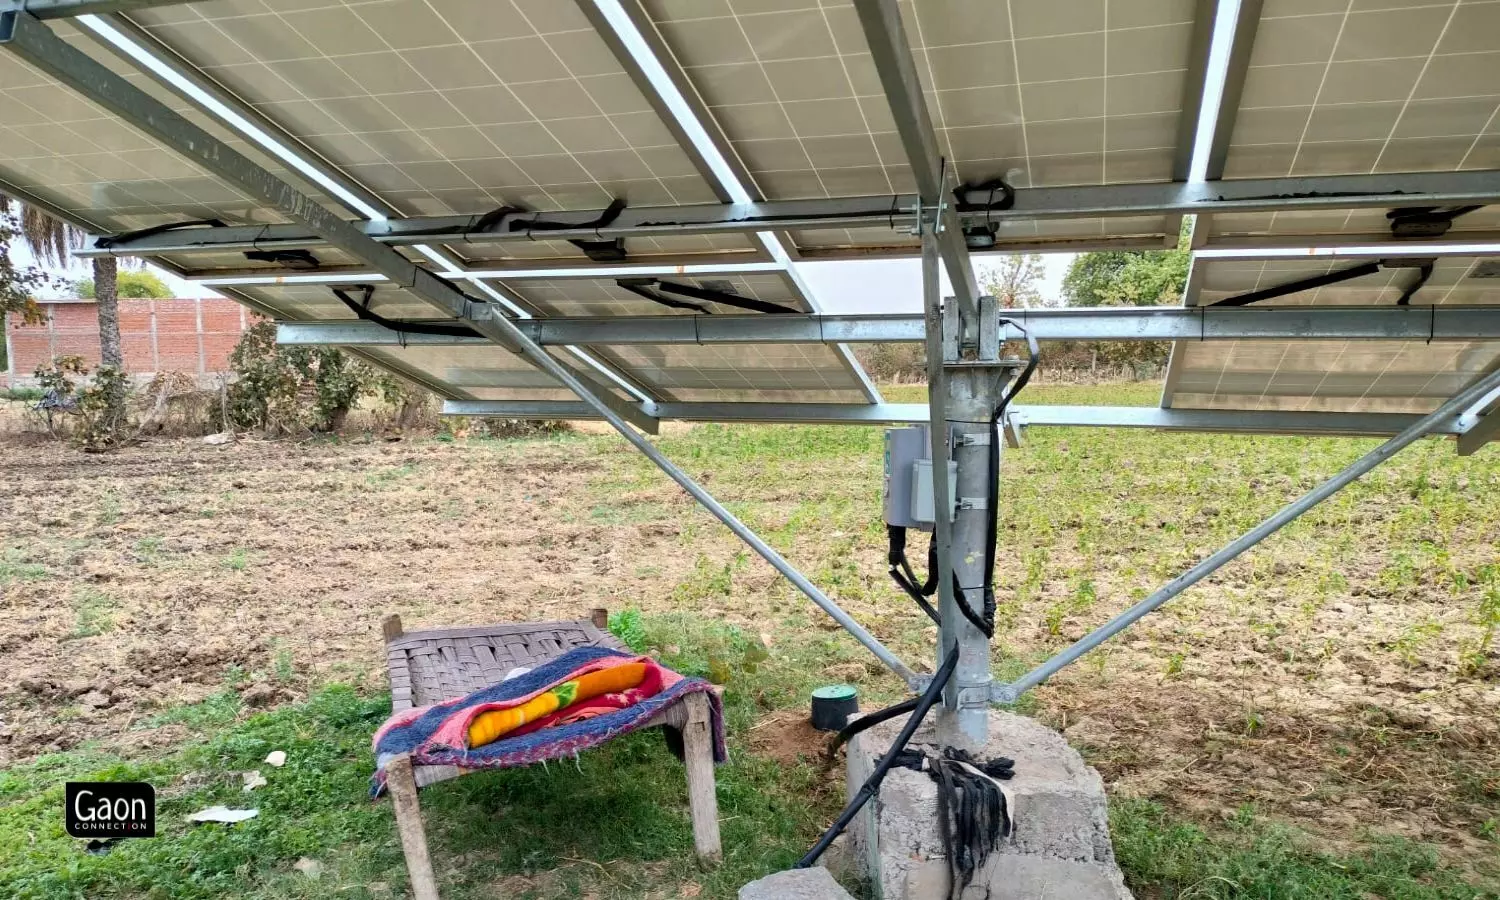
(980, 253, 1047, 308)
(1062, 221, 1192, 308)
(227, 320, 413, 434)
(1057, 235, 1191, 375)
(0, 204, 53, 328)
(2, 196, 132, 441)
(1062, 248, 1189, 308)
(74, 269, 172, 300)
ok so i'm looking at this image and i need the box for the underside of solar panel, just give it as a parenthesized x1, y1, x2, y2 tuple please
(0, 0, 1497, 444)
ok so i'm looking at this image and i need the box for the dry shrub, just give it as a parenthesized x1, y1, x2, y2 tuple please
(440, 415, 572, 440)
(137, 372, 223, 436)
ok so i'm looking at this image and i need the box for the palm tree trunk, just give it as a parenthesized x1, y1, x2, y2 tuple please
(93, 256, 123, 370)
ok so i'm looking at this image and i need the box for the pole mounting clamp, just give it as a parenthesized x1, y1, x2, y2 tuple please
(957, 497, 988, 510)
(957, 683, 993, 708)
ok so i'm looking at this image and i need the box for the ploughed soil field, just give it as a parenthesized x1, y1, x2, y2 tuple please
(1, 382, 1498, 894)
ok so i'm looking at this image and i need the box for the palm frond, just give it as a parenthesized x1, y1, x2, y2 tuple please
(20, 206, 80, 267)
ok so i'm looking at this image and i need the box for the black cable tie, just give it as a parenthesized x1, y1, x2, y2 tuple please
(458, 214, 481, 245)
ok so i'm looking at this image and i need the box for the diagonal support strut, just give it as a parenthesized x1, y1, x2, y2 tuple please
(991, 365, 1500, 702)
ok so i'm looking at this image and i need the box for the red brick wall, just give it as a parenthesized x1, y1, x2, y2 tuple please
(5, 298, 256, 383)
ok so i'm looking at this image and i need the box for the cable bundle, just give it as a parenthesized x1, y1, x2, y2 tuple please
(893, 746, 1016, 899)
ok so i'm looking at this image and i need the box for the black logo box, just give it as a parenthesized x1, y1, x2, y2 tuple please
(64, 782, 156, 839)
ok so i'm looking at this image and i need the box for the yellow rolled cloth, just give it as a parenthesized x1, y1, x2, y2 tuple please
(468, 662, 649, 748)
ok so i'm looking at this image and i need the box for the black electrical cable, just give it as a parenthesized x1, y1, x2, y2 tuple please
(824, 696, 918, 761)
(887, 525, 941, 626)
(654, 279, 800, 315)
(330, 285, 481, 338)
(511, 197, 626, 234)
(244, 248, 320, 270)
(95, 218, 227, 249)
(1396, 261, 1435, 306)
(975, 320, 1040, 634)
(798, 644, 960, 869)
(617, 279, 712, 314)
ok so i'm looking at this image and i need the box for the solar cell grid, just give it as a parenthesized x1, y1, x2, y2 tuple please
(641, 0, 1198, 251)
(0, 20, 311, 231)
(128, 0, 725, 244)
(1210, 0, 1500, 243)
(1168, 254, 1500, 414)
(586, 341, 872, 402)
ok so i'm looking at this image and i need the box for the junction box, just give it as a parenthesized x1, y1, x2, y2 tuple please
(883, 425, 956, 530)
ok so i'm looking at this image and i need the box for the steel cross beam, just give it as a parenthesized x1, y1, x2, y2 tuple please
(993, 365, 1500, 701)
(70, 175, 1498, 258)
(853, 0, 981, 325)
(434, 400, 1473, 438)
(73, 170, 1500, 262)
(0, 0, 194, 18)
(0, 9, 657, 434)
(275, 306, 1500, 347)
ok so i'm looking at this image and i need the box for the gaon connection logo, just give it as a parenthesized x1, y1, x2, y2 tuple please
(64, 782, 156, 838)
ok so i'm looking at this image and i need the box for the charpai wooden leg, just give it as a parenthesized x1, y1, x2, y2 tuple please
(682, 692, 723, 864)
(387, 754, 441, 900)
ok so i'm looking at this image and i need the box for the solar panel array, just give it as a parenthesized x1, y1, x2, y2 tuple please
(1, 0, 1497, 437)
(1202, 0, 1500, 247)
(1168, 255, 1500, 413)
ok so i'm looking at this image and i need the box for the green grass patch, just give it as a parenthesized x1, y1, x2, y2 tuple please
(1113, 799, 1494, 899)
(0, 548, 49, 583)
(0, 614, 863, 899)
(222, 548, 252, 572)
(67, 587, 115, 639)
(146, 689, 245, 730)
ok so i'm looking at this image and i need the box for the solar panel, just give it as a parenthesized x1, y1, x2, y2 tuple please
(127, 0, 740, 272)
(5, 0, 1500, 437)
(229, 282, 439, 321)
(1204, 0, 1500, 246)
(0, 16, 395, 230)
(1166, 254, 1500, 413)
(585, 341, 871, 403)
(354, 343, 601, 402)
(640, 0, 1201, 253)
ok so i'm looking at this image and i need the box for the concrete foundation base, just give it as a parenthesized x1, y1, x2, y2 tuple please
(847, 709, 1133, 900)
(739, 867, 856, 900)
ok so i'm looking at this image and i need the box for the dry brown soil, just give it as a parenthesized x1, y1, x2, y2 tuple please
(1, 418, 1497, 877)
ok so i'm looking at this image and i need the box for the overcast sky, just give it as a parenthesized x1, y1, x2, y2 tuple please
(801, 253, 1074, 314)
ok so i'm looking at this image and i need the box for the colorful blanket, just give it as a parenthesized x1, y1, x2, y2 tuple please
(372, 646, 725, 796)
